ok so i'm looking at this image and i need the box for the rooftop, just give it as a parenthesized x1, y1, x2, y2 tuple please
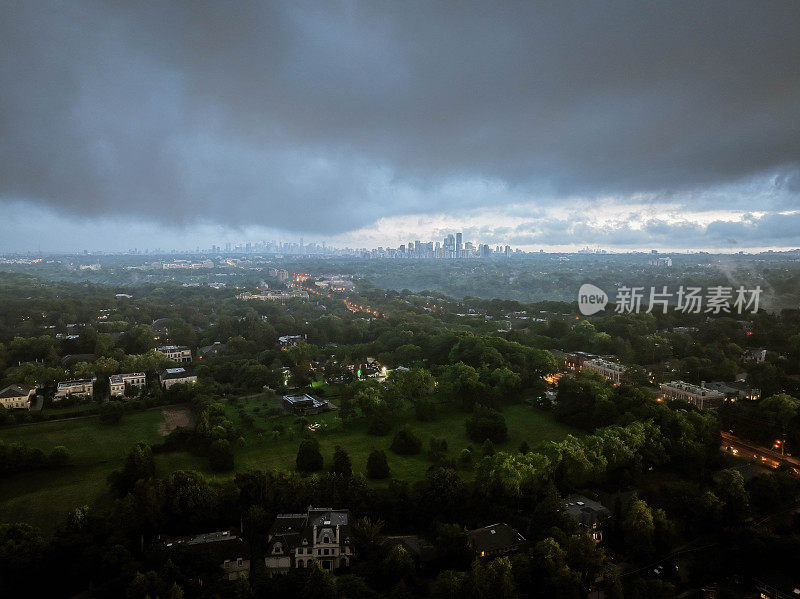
(660, 380, 724, 397)
(467, 523, 525, 554)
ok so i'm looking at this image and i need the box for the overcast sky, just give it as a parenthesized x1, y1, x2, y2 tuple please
(2, 1, 800, 252)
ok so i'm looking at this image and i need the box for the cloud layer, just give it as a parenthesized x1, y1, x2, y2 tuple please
(1, 1, 799, 247)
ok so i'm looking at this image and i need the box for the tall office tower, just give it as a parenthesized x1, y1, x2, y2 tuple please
(414, 240, 421, 253)
(225, 242, 231, 252)
(446, 234, 454, 249)
(456, 232, 463, 251)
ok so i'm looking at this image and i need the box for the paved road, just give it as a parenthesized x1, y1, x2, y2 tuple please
(720, 431, 800, 473)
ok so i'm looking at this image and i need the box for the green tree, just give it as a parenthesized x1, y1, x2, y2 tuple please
(208, 439, 234, 472)
(332, 445, 352, 477)
(390, 426, 423, 455)
(366, 449, 390, 479)
(622, 499, 655, 556)
(296, 438, 323, 473)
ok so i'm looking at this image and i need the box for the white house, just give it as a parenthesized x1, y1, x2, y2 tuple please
(109, 372, 147, 397)
(0, 384, 36, 410)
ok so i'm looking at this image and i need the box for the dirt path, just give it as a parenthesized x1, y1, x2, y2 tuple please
(159, 405, 194, 435)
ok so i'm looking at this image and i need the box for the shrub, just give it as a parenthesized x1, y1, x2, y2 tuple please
(367, 449, 390, 479)
(296, 438, 324, 472)
(48, 446, 70, 468)
(332, 445, 352, 477)
(390, 426, 422, 455)
(465, 405, 508, 444)
(208, 439, 234, 472)
(99, 401, 124, 425)
(415, 398, 436, 421)
(428, 437, 448, 461)
(367, 412, 392, 436)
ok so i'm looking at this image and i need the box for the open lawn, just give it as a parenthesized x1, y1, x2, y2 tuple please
(0, 410, 166, 529)
(221, 393, 576, 482)
(0, 396, 576, 530)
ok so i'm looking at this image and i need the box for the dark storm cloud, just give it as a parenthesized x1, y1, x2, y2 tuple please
(1, 1, 800, 235)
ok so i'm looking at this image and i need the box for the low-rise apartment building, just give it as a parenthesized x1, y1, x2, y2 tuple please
(54, 378, 95, 400)
(659, 380, 725, 409)
(109, 372, 147, 397)
(156, 345, 193, 363)
(159, 368, 198, 389)
(583, 358, 626, 384)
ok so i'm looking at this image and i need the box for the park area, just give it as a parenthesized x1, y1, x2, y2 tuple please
(0, 396, 575, 530)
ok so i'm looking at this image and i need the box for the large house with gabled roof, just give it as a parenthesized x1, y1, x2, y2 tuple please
(265, 507, 353, 574)
(0, 384, 36, 410)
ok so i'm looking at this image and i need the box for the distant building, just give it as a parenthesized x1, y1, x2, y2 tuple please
(54, 379, 95, 400)
(564, 351, 600, 370)
(0, 384, 36, 410)
(659, 381, 724, 409)
(278, 335, 306, 350)
(705, 380, 760, 401)
(265, 507, 353, 574)
(583, 358, 626, 384)
(742, 348, 767, 363)
(198, 342, 227, 359)
(466, 523, 526, 559)
(159, 368, 198, 389)
(156, 345, 193, 363)
(648, 256, 672, 267)
(161, 530, 250, 581)
(109, 372, 147, 397)
(283, 393, 328, 415)
(562, 495, 611, 543)
(237, 290, 308, 301)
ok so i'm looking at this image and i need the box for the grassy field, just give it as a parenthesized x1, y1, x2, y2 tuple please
(0, 397, 575, 530)
(0, 410, 166, 529)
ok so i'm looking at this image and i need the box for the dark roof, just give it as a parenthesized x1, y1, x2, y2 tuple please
(283, 394, 327, 409)
(199, 342, 227, 355)
(160, 368, 193, 380)
(267, 507, 351, 553)
(161, 530, 249, 562)
(0, 384, 35, 399)
(467, 523, 525, 554)
(61, 353, 96, 367)
(562, 495, 611, 527)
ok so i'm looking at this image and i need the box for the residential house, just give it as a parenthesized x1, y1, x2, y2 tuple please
(279, 335, 306, 350)
(562, 495, 611, 543)
(109, 372, 146, 397)
(265, 507, 353, 574)
(743, 348, 767, 363)
(198, 342, 227, 359)
(705, 380, 760, 402)
(466, 523, 525, 559)
(156, 345, 193, 363)
(161, 530, 250, 581)
(0, 384, 36, 410)
(659, 381, 725, 409)
(282, 393, 329, 415)
(159, 368, 198, 389)
(54, 378, 95, 400)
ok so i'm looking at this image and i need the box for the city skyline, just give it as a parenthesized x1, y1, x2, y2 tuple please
(2, 2, 799, 253)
